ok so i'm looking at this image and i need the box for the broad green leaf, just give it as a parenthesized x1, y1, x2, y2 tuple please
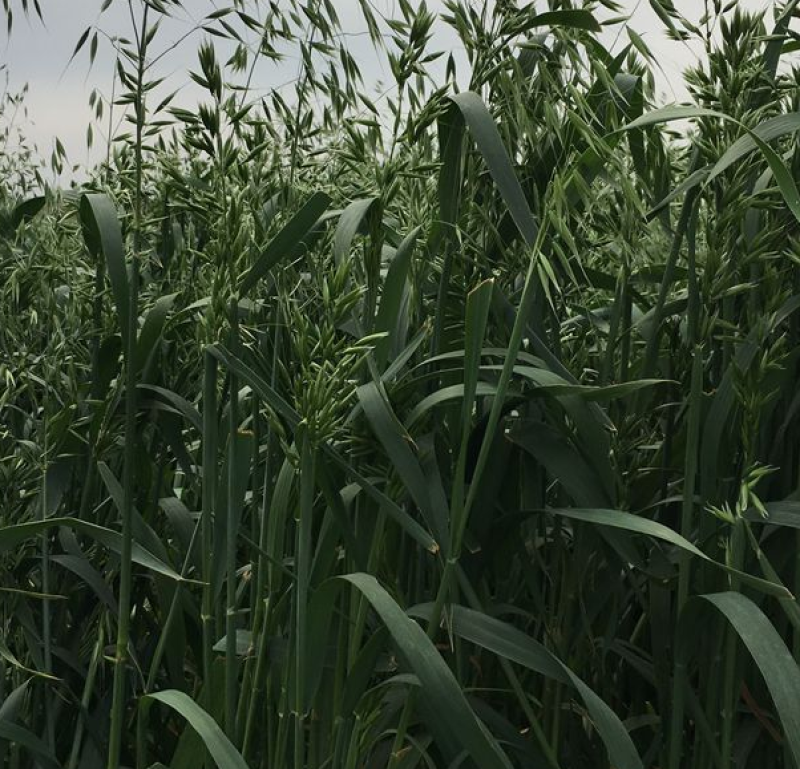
(647, 168, 709, 220)
(762, 0, 800, 83)
(324, 451, 440, 554)
(448, 92, 538, 246)
(208, 344, 298, 427)
(374, 226, 419, 369)
(708, 113, 800, 183)
(357, 381, 448, 549)
(212, 630, 253, 656)
(136, 292, 178, 373)
(0, 518, 190, 583)
(528, 9, 601, 32)
(0, 721, 60, 769)
(501, 365, 670, 401)
(0, 636, 58, 680)
(742, 522, 800, 634)
(79, 193, 128, 342)
(621, 105, 720, 131)
(97, 460, 172, 563)
(510, 421, 612, 507)
(748, 500, 800, 528)
(239, 191, 331, 296)
(51, 553, 118, 612)
(309, 574, 514, 769)
(549, 508, 791, 598)
(746, 131, 800, 224)
(144, 690, 249, 769)
(408, 604, 643, 769)
(622, 108, 800, 223)
(420, 347, 546, 370)
(0, 679, 30, 721)
(678, 592, 800, 765)
(333, 196, 378, 266)
(436, 103, 465, 232)
(11, 195, 46, 230)
(340, 626, 390, 714)
(405, 382, 499, 430)
(138, 384, 202, 432)
(406, 367, 657, 428)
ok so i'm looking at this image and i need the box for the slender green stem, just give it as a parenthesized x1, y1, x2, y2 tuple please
(668, 345, 704, 769)
(242, 597, 272, 760)
(202, 349, 218, 704)
(639, 179, 700, 389)
(294, 432, 316, 769)
(69, 624, 105, 769)
(226, 303, 240, 738)
(668, 193, 703, 769)
(720, 517, 744, 767)
(242, 318, 281, 756)
(107, 7, 148, 767)
(39, 398, 54, 751)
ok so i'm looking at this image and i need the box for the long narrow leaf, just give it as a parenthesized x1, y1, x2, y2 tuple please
(309, 574, 514, 769)
(145, 690, 249, 769)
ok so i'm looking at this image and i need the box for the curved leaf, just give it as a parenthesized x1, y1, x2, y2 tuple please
(239, 191, 331, 296)
(0, 518, 190, 583)
(405, 382, 500, 429)
(374, 226, 419, 369)
(621, 108, 800, 224)
(408, 604, 643, 769)
(448, 92, 538, 246)
(144, 690, 249, 769)
(136, 292, 178, 373)
(357, 381, 448, 549)
(79, 193, 128, 342)
(529, 10, 601, 32)
(549, 508, 791, 599)
(11, 195, 46, 230)
(0, 721, 60, 769)
(333, 197, 379, 265)
(677, 592, 800, 764)
(308, 574, 513, 769)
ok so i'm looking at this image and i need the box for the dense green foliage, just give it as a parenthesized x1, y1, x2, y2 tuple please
(4, 1, 800, 767)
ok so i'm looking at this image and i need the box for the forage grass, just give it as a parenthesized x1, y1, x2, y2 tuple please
(4, 2, 800, 769)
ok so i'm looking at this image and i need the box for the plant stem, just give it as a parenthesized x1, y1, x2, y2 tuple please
(294, 432, 316, 769)
(40, 398, 54, 751)
(226, 301, 239, 738)
(107, 6, 148, 767)
(202, 349, 218, 703)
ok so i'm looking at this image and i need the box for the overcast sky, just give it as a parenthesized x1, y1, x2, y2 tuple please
(1, 0, 777, 175)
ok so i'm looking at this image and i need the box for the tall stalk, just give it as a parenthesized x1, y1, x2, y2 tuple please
(201, 350, 218, 696)
(225, 301, 239, 738)
(39, 396, 54, 751)
(241, 318, 282, 758)
(668, 198, 702, 769)
(201, 349, 218, 700)
(294, 430, 316, 769)
(107, 4, 149, 767)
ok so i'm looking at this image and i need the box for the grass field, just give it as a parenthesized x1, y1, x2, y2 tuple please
(4, 1, 800, 767)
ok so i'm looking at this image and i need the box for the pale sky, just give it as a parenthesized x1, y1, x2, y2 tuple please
(1, 0, 777, 176)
